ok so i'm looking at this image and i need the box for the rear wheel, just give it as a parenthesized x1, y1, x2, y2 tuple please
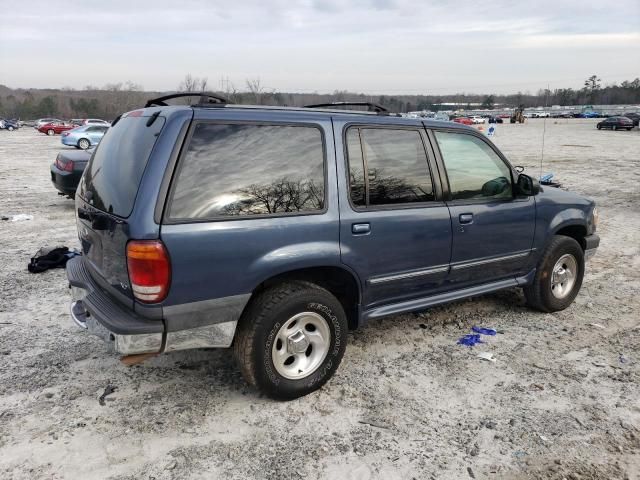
(233, 281, 348, 400)
(78, 138, 90, 150)
(7, 126, 14, 131)
(613, 125, 618, 131)
(524, 235, 584, 312)
(47, 129, 55, 136)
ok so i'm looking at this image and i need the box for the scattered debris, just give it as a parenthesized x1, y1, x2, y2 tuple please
(477, 352, 497, 362)
(10, 214, 33, 222)
(27, 246, 80, 273)
(619, 354, 627, 364)
(358, 419, 390, 429)
(472, 326, 497, 336)
(419, 323, 428, 329)
(458, 334, 483, 347)
(589, 323, 606, 329)
(98, 384, 117, 406)
(467, 466, 476, 478)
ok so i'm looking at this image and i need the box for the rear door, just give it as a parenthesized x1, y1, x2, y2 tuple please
(429, 128, 535, 287)
(158, 113, 339, 328)
(335, 120, 452, 309)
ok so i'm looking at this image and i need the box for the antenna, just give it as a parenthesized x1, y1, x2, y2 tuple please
(540, 83, 550, 180)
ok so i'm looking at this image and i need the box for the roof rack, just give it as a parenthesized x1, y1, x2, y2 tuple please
(304, 102, 389, 114)
(144, 92, 233, 108)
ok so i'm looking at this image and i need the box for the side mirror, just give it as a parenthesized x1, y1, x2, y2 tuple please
(517, 173, 540, 196)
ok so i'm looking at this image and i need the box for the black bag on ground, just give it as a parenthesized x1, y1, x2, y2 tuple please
(27, 247, 80, 273)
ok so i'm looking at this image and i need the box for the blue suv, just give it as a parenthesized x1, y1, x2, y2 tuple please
(67, 94, 599, 399)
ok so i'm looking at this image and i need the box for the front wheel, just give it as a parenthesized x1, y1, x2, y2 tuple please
(613, 126, 618, 131)
(47, 129, 55, 136)
(7, 126, 14, 131)
(597, 125, 601, 130)
(78, 138, 90, 150)
(524, 235, 584, 312)
(233, 281, 348, 400)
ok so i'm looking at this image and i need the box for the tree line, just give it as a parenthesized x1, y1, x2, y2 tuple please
(1, 75, 638, 120)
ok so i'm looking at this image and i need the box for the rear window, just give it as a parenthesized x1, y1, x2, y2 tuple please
(78, 114, 165, 217)
(167, 123, 325, 220)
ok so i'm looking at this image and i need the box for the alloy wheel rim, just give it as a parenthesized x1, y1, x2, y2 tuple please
(551, 253, 578, 299)
(271, 312, 331, 380)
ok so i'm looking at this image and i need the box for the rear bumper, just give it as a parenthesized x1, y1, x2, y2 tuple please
(50, 163, 81, 196)
(584, 234, 600, 260)
(66, 256, 243, 355)
(67, 256, 163, 355)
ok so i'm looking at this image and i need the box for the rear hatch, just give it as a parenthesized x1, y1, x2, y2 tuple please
(75, 111, 166, 304)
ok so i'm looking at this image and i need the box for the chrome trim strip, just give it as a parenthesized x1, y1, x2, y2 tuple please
(163, 293, 251, 331)
(114, 333, 163, 355)
(451, 251, 531, 271)
(164, 321, 238, 352)
(368, 265, 450, 285)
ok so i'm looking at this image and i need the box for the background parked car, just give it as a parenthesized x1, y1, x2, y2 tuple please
(34, 118, 63, 129)
(82, 118, 110, 126)
(623, 112, 640, 126)
(50, 147, 93, 198)
(61, 124, 109, 149)
(0, 118, 20, 131)
(596, 116, 634, 131)
(453, 117, 473, 125)
(38, 121, 76, 136)
(470, 116, 486, 124)
(488, 116, 504, 124)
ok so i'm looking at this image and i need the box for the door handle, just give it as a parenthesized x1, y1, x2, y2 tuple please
(459, 213, 474, 224)
(352, 223, 371, 235)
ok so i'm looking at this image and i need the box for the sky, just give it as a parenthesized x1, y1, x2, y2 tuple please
(0, 0, 639, 94)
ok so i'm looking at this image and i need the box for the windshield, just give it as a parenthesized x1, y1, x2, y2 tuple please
(78, 114, 165, 217)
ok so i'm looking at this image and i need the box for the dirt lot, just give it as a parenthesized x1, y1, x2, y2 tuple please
(0, 120, 639, 480)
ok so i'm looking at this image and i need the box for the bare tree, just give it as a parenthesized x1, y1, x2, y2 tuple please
(246, 78, 265, 105)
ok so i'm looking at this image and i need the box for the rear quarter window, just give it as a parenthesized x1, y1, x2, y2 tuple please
(78, 115, 165, 217)
(167, 123, 326, 221)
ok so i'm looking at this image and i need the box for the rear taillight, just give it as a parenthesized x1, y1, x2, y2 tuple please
(55, 156, 74, 172)
(126, 240, 171, 303)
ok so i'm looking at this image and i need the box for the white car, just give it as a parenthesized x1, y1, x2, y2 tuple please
(470, 116, 486, 124)
(82, 119, 111, 126)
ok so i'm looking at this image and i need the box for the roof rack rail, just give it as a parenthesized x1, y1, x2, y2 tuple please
(304, 102, 389, 114)
(144, 92, 233, 108)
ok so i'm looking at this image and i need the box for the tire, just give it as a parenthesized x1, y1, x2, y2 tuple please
(597, 125, 601, 130)
(627, 128, 632, 131)
(524, 235, 584, 313)
(613, 126, 618, 131)
(47, 129, 55, 136)
(7, 126, 14, 131)
(78, 138, 90, 150)
(233, 281, 348, 400)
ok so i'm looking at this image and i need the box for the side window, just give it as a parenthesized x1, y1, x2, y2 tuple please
(345, 129, 366, 207)
(345, 127, 435, 207)
(168, 123, 325, 220)
(434, 131, 513, 201)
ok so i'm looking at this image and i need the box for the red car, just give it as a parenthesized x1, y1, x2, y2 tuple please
(38, 122, 76, 136)
(453, 117, 473, 126)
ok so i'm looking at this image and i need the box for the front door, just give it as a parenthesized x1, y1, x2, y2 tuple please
(430, 129, 535, 287)
(336, 120, 452, 310)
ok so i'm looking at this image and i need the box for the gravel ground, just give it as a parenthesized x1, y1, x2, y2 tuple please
(0, 120, 639, 480)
